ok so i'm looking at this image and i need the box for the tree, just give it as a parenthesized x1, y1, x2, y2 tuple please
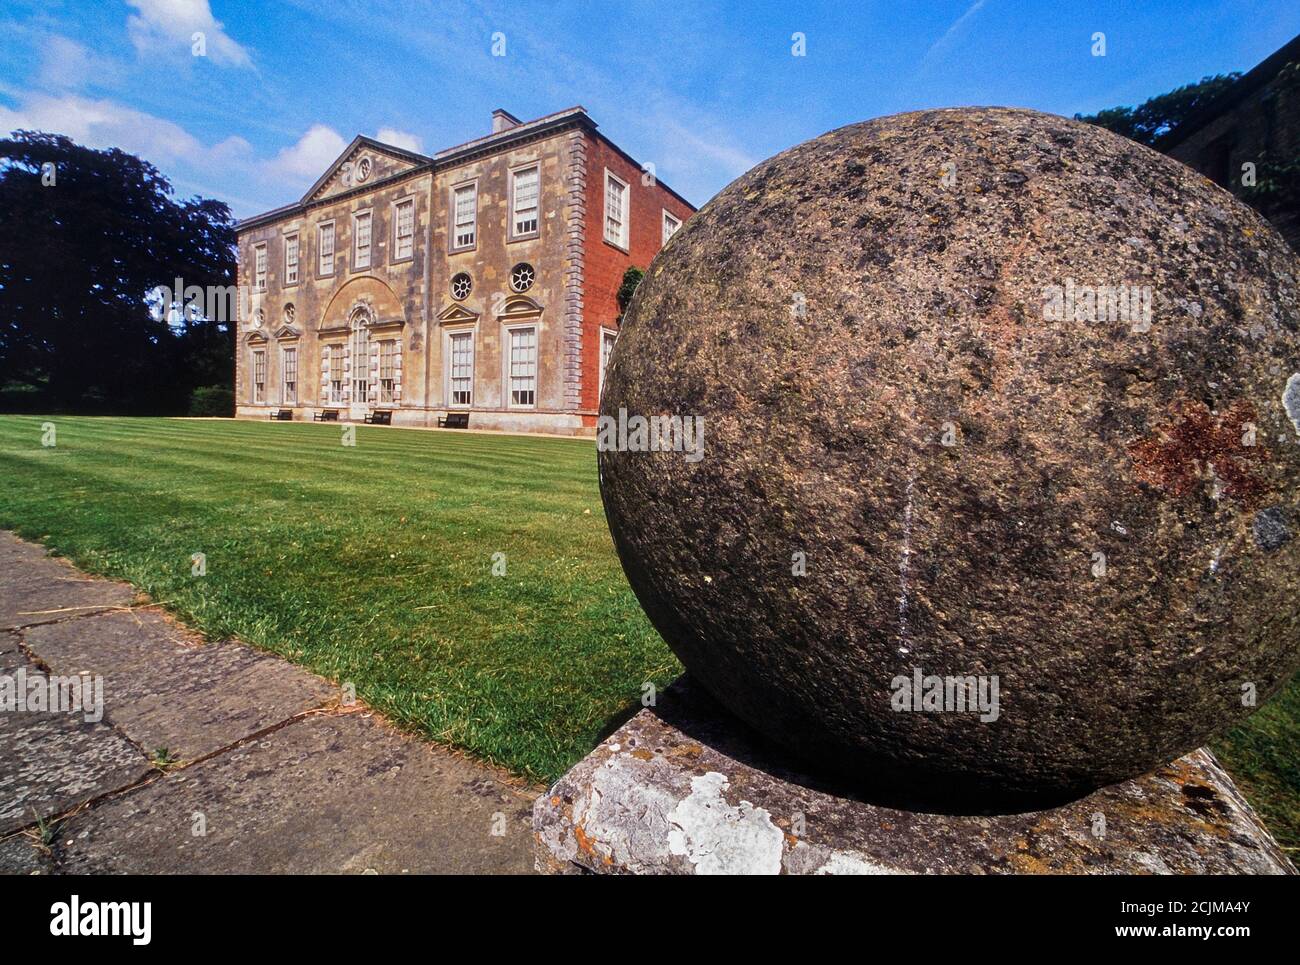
(0, 131, 237, 413)
(616, 266, 645, 320)
(1074, 73, 1242, 146)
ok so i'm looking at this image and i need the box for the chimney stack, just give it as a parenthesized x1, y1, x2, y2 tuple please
(492, 109, 522, 134)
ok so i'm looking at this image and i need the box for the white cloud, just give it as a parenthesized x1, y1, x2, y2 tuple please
(375, 127, 423, 153)
(0, 93, 208, 165)
(38, 36, 125, 92)
(126, 0, 252, 68)
(267, 124, 347, 179)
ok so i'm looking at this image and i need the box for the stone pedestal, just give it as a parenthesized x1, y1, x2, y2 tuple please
(533, 679, 1295, 875)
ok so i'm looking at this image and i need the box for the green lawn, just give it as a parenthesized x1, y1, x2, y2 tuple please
(0, 415, 1295, 852)
(0, 415, 679, 784)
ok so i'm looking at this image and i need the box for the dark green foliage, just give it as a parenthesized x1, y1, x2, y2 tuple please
(1074, 73, 1243, 146)
(189, 385, 235, 417)
(616, 266, 645, 319)
(0, 131, 237, 414)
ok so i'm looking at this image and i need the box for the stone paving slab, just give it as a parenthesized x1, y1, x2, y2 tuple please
(0, 831, 53, 875)
(0, 536, 134, 630)
(535, 678, 1297, 875)
(24, 609, 337, 762)
(0, 650, 154, 837)
(56, 711, 536, 874)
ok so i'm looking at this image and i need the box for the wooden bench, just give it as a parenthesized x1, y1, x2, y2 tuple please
(438, 412, 470, 429)
(312, 409, 340, 422)
(363, 410, 393, 426)
(269, 409, 293, 421)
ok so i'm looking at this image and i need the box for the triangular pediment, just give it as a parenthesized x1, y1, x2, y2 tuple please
(436, 302, 480, 324)
(272, 324, 301, 340)
(303, 136, 430, 204)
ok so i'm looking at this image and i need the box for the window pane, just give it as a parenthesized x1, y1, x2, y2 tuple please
(605, 177, 625, 246)
(513, 168, 538, 235)
(254, 245, 267, 291)
(329, 345, 344, 402)
(285, 235, 299, 284)
(509, 327, 537, 407)
(351, 326, 370, 401)
(450, 331, 473, 405)
(282, 347, 297, 403)
(354, 213, 371, 268)
(253, 350, 266, 402)
(454, 185, 476, 248)
(395, 200, 414, 258)
(319, 223, 335, 274)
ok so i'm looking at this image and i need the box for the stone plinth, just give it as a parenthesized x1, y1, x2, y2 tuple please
(533, 679, 1295, 875)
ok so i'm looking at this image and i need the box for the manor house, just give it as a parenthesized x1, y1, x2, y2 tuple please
(235, 107, 694, 434)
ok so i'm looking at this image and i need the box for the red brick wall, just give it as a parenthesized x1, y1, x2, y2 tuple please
(581, 133, 695, 418)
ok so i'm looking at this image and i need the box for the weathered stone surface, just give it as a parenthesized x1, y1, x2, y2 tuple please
(534, 679, 1296, 874)
(24, 609, 336, 762)
(0, 533, 134, 630)
(600, 108, 1300, 806)
(0, 832, 53, 875)
(0, 649, 152, 836)
(56, 712, 536, 874)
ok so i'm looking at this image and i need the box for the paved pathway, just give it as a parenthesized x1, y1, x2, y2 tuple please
(0, 531, 538, 874)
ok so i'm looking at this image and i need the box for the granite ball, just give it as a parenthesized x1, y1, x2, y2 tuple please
(598, 108, 1300, 809)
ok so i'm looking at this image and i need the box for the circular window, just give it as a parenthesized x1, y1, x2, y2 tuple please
(253, 308, 264, 329)
(284, 303, 295, 325)
(450, 272, 472, 300)
(509, 263, 535, 293)
(356, 156, 373, 182)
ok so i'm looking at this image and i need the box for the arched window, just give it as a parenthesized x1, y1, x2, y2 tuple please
(350, 307, 371, 403)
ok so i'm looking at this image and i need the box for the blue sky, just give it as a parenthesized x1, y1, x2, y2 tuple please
(1, 0, 1296, 219)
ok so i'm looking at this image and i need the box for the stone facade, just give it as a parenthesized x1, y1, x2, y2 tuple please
(1163, 35, 1300, 251)
(235, 107, 695, 434)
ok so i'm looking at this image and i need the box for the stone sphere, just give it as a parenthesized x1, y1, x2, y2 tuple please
(599, 108, 1300, 810)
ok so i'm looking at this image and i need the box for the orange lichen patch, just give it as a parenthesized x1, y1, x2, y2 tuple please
(1128, 399, 1270, 507)
(631, 748, 654, 761)
(665, 743, 704, 759)
(574, 823, 597, 857)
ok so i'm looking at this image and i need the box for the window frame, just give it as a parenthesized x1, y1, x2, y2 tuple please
(378, 338, 397, 403)
(317, 220, 336, 278)
(252, 348, 266, 404)
(391, 197, 416, 262)
(598, 326, 618, 399)
(449, 180, 478, 253)
(444, 327, 476, 409)
(281, 345, 297, 404)
(509, 163, 541, 241)
(603, 169, 629, 250)
(283, 233, 299, 286)
(253, 243, 268, 292)
(503, 323, 539, 410)
(662, 210, 681, 246)
(328, 343, 345, 404)
(352, 209, 373, 271)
